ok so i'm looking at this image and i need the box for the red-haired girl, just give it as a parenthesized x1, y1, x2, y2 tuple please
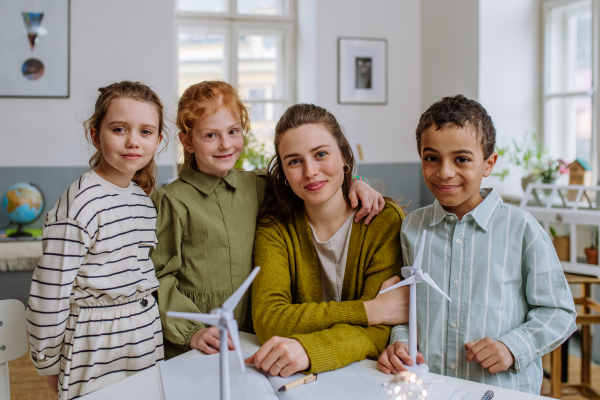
(26, 81, 166, 399)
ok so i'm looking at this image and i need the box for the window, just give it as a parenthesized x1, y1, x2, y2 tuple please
(175, 0, 295, 147)
(543, 0, 597, 180)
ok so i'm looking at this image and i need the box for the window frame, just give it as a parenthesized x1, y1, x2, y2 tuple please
(542, 0, 599, 184)
(174, 0, 296, 108)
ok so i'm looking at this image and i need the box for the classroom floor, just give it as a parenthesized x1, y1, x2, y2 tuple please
(7, 352, 600, 400)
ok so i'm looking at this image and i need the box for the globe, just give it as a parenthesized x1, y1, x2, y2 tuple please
(1, 183, 44, 237)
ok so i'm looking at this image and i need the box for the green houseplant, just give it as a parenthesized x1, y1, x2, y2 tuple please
(234, 134, 273, 171)
(493, 133, 567, 192)
(492, 133, 546, 190)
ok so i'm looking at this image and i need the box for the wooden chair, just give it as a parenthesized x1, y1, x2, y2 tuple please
(550, 274, 600, 400)
(0, 299, 29, 400)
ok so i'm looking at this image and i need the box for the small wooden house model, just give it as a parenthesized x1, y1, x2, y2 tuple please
(567, 158, 593, 201)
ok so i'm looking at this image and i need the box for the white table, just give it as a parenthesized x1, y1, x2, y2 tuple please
(82, 332, 548, 400)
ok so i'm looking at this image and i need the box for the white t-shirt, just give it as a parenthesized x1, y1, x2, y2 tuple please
(309, 210, 357, 302)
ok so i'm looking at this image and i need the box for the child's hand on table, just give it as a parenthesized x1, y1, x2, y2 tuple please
(377, 341, 425, 375)
(465, 338, 514, 373)
(244, 336, 310, 378)
(190, 326, 234, 354)
(349, 179, 385, 225)
(47, 375, 59, 394)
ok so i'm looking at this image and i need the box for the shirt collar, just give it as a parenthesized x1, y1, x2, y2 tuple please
(179, 168, 239, 195)
(429, 188, 502, 231)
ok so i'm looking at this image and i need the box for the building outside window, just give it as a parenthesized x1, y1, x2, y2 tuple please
(175, 0, 295, 150)
(543, 0, 597, 181)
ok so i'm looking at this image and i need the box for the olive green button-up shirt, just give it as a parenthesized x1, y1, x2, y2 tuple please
(151, 168, 266, 359)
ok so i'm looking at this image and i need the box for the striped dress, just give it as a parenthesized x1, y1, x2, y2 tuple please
(26, 171, 164, 400)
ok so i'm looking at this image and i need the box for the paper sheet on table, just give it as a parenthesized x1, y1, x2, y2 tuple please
(159, 350, 388, 400)
(160, 351, 276, 400)
(270, 362, 388, 400)
(426, 382, 486, 400)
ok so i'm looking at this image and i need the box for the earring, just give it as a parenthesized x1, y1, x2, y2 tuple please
(285, 179, 290, 186)
(343, 163, 351, 173)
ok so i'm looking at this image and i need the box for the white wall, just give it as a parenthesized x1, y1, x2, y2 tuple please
(479, 0, 541, 196)
(297, 0, 422, 164)
(0, 0, 177, 167)
(421, 0, 480, 111)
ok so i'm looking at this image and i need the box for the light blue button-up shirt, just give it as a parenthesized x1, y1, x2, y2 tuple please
(390, 189, 576, 394)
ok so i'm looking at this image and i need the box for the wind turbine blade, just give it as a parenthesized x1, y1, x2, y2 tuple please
(422, 273, 451, 302)
(413, 230, 427, 271)
(379, 276, 416, 294)
(223, 267, 261, 312)
(227, 319, 245, 372)
(167, 311, 221, 326)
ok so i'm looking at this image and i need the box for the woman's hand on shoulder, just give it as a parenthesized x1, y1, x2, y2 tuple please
(189, 326, 234, 354)
(349, 180, 385, 225)
(244, 336, 310, 377)
(364, 276, 409, 326)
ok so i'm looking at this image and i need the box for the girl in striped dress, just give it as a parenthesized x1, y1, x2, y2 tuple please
(26, 81, 166, 399)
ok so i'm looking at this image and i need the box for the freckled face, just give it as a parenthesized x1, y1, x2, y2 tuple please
(278, 123, 346, 206)
(181, 107, 244, 178)
(420, 125, 496, 217)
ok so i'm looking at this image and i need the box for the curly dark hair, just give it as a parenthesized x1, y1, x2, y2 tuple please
(416, 94, 496, 159)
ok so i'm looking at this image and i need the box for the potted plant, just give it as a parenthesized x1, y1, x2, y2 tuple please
(234, 134, 273, 171)
(550, 227, 570, 262)
(538, 159, 567, 196)
(493, 133, 546, 191)
(584, 230, 598, 265)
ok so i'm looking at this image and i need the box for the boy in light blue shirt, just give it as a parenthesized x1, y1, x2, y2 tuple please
(378, 95, 576, 393)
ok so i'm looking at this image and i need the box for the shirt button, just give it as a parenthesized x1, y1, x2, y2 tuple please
(451, 363, 457, 370)
(454, 279, 459, 285)
(448, 216, 454, 220)
(451, 322, 457, 328)
(456, 239, 462, 244)
(37, 352, 46, 361)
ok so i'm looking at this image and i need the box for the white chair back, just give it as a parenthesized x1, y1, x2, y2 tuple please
(0, 299, 29, 400)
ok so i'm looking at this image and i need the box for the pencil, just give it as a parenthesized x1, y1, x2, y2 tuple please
(278, 374, 318, 392)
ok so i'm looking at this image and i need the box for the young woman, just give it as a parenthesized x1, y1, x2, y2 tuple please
(246, 104, 409, 377)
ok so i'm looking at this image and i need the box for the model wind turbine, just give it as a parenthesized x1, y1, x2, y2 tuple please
(379, 231, 451, 378)
(167, 267, 260, 400)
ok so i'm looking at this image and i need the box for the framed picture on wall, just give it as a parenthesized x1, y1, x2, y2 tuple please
(338, 37, 387, 105)
(0, 0, 70, 98)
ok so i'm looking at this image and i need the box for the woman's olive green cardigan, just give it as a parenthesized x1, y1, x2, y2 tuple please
(252, 201, 404, 374)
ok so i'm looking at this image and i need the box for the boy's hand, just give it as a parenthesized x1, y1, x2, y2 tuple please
(348, 179, 385, 225)
(377, 342, 425, 375)
(465, 338, 514, 374)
